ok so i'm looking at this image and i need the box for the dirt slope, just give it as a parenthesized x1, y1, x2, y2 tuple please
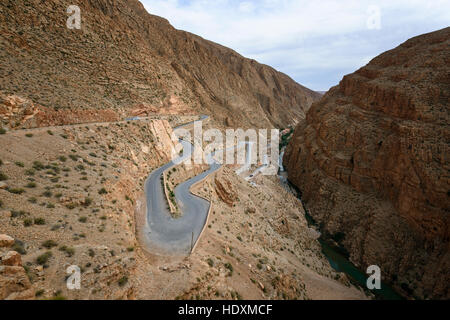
(0, 0, 320, 129)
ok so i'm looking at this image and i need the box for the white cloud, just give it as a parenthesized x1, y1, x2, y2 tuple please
(141, 0, 450, 90)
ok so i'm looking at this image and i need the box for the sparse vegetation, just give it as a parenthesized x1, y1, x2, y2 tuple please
(0, 171, 8, 181)
(34, 218, 46, 225)
(78, 216, 88, 223)
(8, 187, 25, 194)
(118, 276, 128, 287)
(36, 251, 53, 265)
(25, 182, 37, 188)
(59, 245, 75, 257)
(42, 240, 58, 249)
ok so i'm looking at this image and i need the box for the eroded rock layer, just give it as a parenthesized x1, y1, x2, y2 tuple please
(285, 27, 450, 299)
(0, 0, 320, 129)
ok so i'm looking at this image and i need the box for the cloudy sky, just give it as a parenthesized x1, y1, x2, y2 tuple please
(141, 0, 450, 91)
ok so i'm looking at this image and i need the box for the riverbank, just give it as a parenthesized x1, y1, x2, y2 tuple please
(279, 174, 404, 300)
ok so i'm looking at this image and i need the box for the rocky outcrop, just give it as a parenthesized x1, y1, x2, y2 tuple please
(0, 235, 34, 300)
(1, 251, 22, 266)
(0, 234, 14, 247)
(284, 28, 449, 299)
(0, 0, 320, 129)
(214, 175, 238, 207)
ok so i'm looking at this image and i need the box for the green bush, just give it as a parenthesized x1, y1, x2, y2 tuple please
(33, 161, 45, 171)
(42, 240, 58, 249)
(25, 182, 37, 188)
(59, 246, 75, 257)
(34, 218, 46, 225)
(0, 128, 6, 134)
(83, 197, 93, 207)
(98, 188, 107, 195)
(78, 217, 87, 223)
(25, 168, 35, 176)
(28, 197, 37, 204)
(36, 251, 53, 265)
(118, 276, 128, 287)
(0, 171, 8, 181)
(12, 241, 27, 255)
(15, 161, 25, 167)
(8, 188, 25, 194)
(25, 133, 33, 138)
(42, 191, 52, 197)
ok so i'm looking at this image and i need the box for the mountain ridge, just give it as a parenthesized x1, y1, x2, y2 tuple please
(0, 0, 321, 129)
(285, 27, 449, 299)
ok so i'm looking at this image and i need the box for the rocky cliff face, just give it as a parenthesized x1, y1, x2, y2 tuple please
(284, 28, 449, 299)
(0, 0, 320, 129)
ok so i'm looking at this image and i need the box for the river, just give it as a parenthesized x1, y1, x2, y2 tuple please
(278, 151, 403, 300)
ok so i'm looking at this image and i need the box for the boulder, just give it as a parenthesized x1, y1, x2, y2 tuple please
(0, 234, 14, 247)
(1, 251, 22, 266)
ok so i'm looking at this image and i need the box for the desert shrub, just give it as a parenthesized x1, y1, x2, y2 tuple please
(33, 161, 45, 171)
(25, 168, 35, 176)
(36, 251, 53, 265)
(47, 130, 54, 135)
(15, 161, 25, 167)
(0, 128, 6, 134)
(35, 290, 45, 297)
(78, 217, 87, 223)
(58, 156, 67, 162)
(12, 240, 27, 255)
(11, 210, 27, 218)
(59, 246, 75, 257)
(118, 276, 128, 287)
(34, 218, 46, 225)
(88, 249, 95, 257)
(0, 171, 8, 181)
(42, 240, 58, 249)
(25, 133, 33, 138)
(98, 188, 107, 195)
(42, 190, 52, 197)
(83, 197, 92, 207)
(224, 263, 234, 276)
(8, 188, 25, 194)
(66, 203, 77, 210)
(28, 197, 37, 204)
(25, 182, 37, 188)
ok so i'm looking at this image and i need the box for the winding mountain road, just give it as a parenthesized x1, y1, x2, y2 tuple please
(144, 116, 257, 255)
(144, 116, 226, 255)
